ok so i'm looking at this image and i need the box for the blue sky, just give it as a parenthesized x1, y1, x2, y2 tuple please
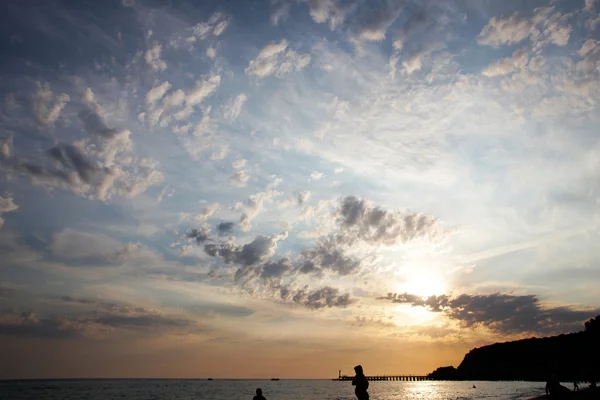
(1, 0, 600, 378)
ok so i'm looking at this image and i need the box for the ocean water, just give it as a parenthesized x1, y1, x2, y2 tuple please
(0, 379, 548, 400)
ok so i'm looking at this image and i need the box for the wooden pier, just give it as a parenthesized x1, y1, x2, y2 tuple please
(332, 370, 430, 382)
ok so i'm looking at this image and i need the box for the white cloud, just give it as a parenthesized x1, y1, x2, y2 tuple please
(211, 145, 229, 160)
(232, 159, 247, 169)
(544, 22, 571, 46)
(398, 42, 446, 75)
(206, 47, 216, 59)
(334, 167, 344, 174)
(211, 13, 230, 36)
(478, 9, 572, 50)
(353, 3, 401, 42)
(117, 164, 164, 199)
(482, 47, 529, 77)
(478, 14, 535, 47)
(172, 123, 192, 135)
(321, 63, 334, 72)
(310, 171, 324, 181)
(270, 0, 291, 26)
(230, 170, 250, 187)
(173, 106, 195, 121)
(586, 0, 595, 10)
(146, 81, 172, 105)
(0, 196, 18, 213)
(245, 40, 311, 78)
(279, 190, 312, 209)
(32, 82, 70, 126)
(190, 12, 231, 40)
(240, 190, 281, 231)
(403, 55, 423, 75)
(144, 43, 167, 71)
(180, 203, 220, 227)
(186, 74, 221, 106)
(0, 195, 18, 230)
(307, 0, 347, 29)
(578, 39, 600, 57)
(82, 88, 95, 104)
(223, 94, 248, 122)
(162, 89, 186, 109)
(194, 203, 220, 223)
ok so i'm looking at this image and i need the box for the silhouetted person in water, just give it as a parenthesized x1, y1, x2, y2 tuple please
(253, 388, 266, 400)
(352, 365, 369, 400)
(546, 374, 558, 396)
(545, 374, 571, 399)
(573, 381, 579, 391)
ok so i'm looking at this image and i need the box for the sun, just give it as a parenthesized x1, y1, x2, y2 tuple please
(402, 271, 447, 298)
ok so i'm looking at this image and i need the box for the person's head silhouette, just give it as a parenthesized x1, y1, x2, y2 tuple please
(256, 388, 263, 396)
(354, 365, 364, 375)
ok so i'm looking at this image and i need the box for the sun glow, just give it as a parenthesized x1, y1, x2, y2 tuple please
(402, 271, 447, 298)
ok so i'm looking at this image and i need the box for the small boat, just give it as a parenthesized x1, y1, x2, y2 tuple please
(207, 378, 213, 381)
(270, 378, 280, 381)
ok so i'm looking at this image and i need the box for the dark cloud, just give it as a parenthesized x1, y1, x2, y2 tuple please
(0, 311, 81, 339)
(187, 227, 211, 244)
(1, 142, 75, 187)
(233, 257, 294, 285)
(0, 101, 137, 200)
(297, 190, 311, 205)
(0, 296, 198, 339)
(300, 236, 362, 276)
(216, 221, 235, 235)
(351, 316, 397, 328)
(202, 195, 439, 310)
(55, 295, 95, 305)
(201, 232, 355, 310)
(78, 107, 120, 138)
(48, 143, 99, 184)
(280, 285, 355, 309)
(94, 314, 193, 330)
(204, 233, 287, 266)
(378, 292, 600, 335)
(201, 195, 441, 310)
(259, 257, 293, 279)
(297, 260, 321, 275)
(338, 196, 441, 246)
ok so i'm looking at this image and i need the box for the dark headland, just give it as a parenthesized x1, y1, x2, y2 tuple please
(428, 316, 600, 383)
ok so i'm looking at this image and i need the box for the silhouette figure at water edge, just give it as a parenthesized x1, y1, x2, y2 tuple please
(352, 365, 369, 400)
(253, 388, 266, 400)
(545, 374, 572, 399)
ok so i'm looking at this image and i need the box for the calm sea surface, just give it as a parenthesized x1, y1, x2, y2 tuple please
(0, 379, 548, 400)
